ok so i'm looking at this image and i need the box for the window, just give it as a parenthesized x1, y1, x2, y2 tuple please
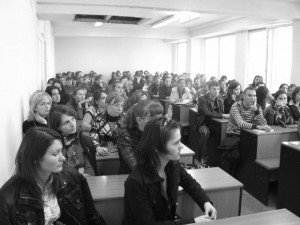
(247, 26, 292, 92)
(177, 42, 187, 74)
(204, 35, 235, 79)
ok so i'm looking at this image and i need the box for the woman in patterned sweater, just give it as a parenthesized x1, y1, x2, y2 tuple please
(89, 92, 124, 156)
(115, 100, 163, 174)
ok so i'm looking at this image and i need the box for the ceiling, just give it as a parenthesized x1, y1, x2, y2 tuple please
(37, 0, 300, 40)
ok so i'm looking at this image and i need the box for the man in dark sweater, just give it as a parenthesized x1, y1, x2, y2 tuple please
(196, 81, 229, 164)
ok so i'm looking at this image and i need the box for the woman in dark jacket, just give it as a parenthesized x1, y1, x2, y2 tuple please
(49, 105, 99, 176)
(115, 100, 163, 174)
(159, 75, 172, 99)
(123, 116, 216, 225)
(288, 86, 300, 121)
(0, 127, 106, 225)
(265, 90, 294, 126)
(224, 80, 242, 114)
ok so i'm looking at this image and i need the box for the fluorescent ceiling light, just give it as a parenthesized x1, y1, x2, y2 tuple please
(94, 22, 103, 27)
(151, 11, 201, 28)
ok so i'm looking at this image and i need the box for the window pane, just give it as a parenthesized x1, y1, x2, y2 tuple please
(266, 26, 292, 92)
(204, 38, 219, 77)
(219, 35, 235, 78)
(177, 42, 187, 74)
(247, 30, 267, 85)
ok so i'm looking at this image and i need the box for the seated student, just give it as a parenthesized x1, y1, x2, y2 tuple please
(224, 80, 242, 114)
(22, 90, 52, 134)
(265, 90, 294, 126)
(115, 100, 163, 174)
(46, 86, 61, 105)
(193, 76, 202, 92)
(67, 87, 91, 120)
(186, 78, 197, 97)
(159, 74, 172, 99)
(132, 71, 145, 93)
(222, 87, 271, 175)
(218, 79, 227, 97)
(148, 74, 161, 96)
(123, 90, 150, 112)
(288, 86, 300, 121)
(89, 92, 124, 155)
(89, 75, 107, 94)
(170, 77, 193, 104)
(0, 127, 106, 225)
(49, 105, 99, 176)
(143, 74, 154, 91)
(196, 80, 229, 164)
(82, 90, 107, 132)
(249, 75, 263, 88)
(108, 80, 127, 99)
(63, 77, 74, 98)
(256, 86, 270, 111)
(195, 74, 208, 97)
(287, 84, 297, 103)
(52, 79, 69, 104)
(123, 116, 216, 225)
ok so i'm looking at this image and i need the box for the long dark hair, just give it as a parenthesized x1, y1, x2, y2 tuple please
(48, 105, 77, 135)
(137, 116, 180, 177)
(256, 86, 269, 110)
(225, 80, 241, 100)
(15, 127, 62, 203)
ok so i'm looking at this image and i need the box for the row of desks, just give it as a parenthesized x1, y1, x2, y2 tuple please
(87, 167, 243, 225)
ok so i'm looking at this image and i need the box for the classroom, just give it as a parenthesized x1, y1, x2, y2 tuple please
(1, 0, 300, 224)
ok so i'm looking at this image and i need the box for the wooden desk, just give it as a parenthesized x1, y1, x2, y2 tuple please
(187, 107, 228, 165)
(172, 103, 196, 126)
(238, 126, 298, 196)
(187, 209, 300, 225)
(87, 167, 243, 225)
(159, 98, 170, 115)
(96, 151, 120, 175)
(277, 141, 300, 217)
(96, 144, 195, 175)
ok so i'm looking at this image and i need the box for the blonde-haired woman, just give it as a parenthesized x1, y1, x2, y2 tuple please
(22, 90, 52, 134)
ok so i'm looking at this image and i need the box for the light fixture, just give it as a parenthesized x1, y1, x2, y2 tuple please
(94, 22, 103, 27)
(151, 11, 201, 28)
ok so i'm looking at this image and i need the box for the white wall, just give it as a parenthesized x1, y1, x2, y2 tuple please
(55, 37, 173, 81)
(291, 20, 300, 85)
(0, 0, 54, 186)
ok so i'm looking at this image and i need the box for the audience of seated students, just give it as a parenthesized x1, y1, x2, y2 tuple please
(159, 74, 172, 99)
(22, 90, 51, 134)
(48, 105, 99, 176)
(0, 127, 106, 225)
(52, 79, 69, 104)
(115, 100, 163, 174)
(148, 74, 161, 96)
(256, 86, 270, 111)
(224, 80, 242, 114)
(288, 86, 300, 121)
(264, 90, 294, 126)
(89, 92, 124, 155)
(195, 74, 208, 97)
(221, 87, 271, 175)
(123, 116, 216, 224)
(66, 87, 91, 120)
(249, 75, 263, 88)
(287, 84, 297, 103)
(123, 90, 150, 112)
(89, 75, 107, 94)
(108, 80, 127, 99)
(196, 80, 229, 164)
(82, 90, 107, 132)
(45, 86, 61, 105)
